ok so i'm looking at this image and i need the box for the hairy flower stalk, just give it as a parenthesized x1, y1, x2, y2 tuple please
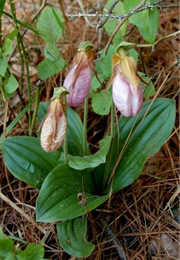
(112, 48, 143, 117)
(40, 88, 68, 153)
(64, 42, 95, 107)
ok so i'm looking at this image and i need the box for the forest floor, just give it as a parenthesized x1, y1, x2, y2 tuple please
(0, 0, 179, 259)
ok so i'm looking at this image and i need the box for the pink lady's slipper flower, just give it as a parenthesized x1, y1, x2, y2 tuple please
(64, 42, 95, 107)
(111, 48, 143, 117)
(40, 88, 68, 152)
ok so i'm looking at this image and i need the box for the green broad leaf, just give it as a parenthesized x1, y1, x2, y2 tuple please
(17, 244, 44, 260)
(52, 7, 64, 33)
(38, 58, 65, 80)
(0, 57, 8, 77)
(2, 29, 18, 56)
(38, 103, 88, 156)
(92, 90, 112, 115)
(68, 136, 111, 170)
(44, 44, 60, 61)
(0, 252, 15, 260)
(37, 7, 63, 43)
(123, 0, 149, 29)
(128, 48, 139, 62)
(4, 75, 18, 94)
(36, 164, 108, 222)
(0, 137, 61, 189)
(57, 216, 95, 258)
(104, 0, 127, 45)
(139, 7, 159, 43)
(3, 38, 13, 56)
(139, 72, 155, 98)
(90, 74, 104, 93)
(99, 45, 116, 79)
(0, 238, 14, 257)
(7, 29, 18, 40)
(67, 107, 90, 156)
(123, 0, 159, 43)
(105, 98, 176, 193)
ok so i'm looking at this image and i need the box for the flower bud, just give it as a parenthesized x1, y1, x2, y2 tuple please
(64, 42, 94, 107)
(40, 99, 66, 152)
(112, 49, 143, 117)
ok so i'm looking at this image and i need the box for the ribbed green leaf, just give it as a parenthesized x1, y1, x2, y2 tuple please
(36, 164, 108, 222)
(37, 58, 65, 80)
(123, 0, 159, 43)
(92, 90, 112, 116)
(67, 107, 90, 156)
(4, 75, 18, 94)
(0, 137, 61, 189)
(57, 216, 95, 257)
(37, 7, 63, 43)
(0, 58, 8, 77)
(104, 98, 176, 193)
(68, 136, 111, 170)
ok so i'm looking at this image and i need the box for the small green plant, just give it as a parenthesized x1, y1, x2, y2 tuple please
(0, 29, 19, 100)
(0, 229, 45, 260)
(0, 1, 177, 258)
(36, 7, 65, 80)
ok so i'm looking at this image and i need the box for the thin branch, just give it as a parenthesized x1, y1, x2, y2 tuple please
(66, 0, 165, 22)
(97, 0, 120, 29)
(160, 4, 180, 8)
(122, 30, 180, 49)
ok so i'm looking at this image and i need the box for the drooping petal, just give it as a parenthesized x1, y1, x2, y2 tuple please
(64, 65, 91, 107)
(112, 73, 132, 117)
(40, 100, 66, 152)
(112, 72, 143, 117)
(130, 83, 143, 116)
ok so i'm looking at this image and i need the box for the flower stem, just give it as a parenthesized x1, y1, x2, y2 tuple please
(83, 97, 88, 156)
(111, 103, 115, 137)
(30, 86, 40, 135)
(63, 97, 68, 164)
(102, 103, 115, 190)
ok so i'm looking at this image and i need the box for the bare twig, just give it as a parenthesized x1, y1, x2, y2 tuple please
(97, 0, 120, 29)
(66, 0, 165, 21)
(122, 30, 180, 49)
